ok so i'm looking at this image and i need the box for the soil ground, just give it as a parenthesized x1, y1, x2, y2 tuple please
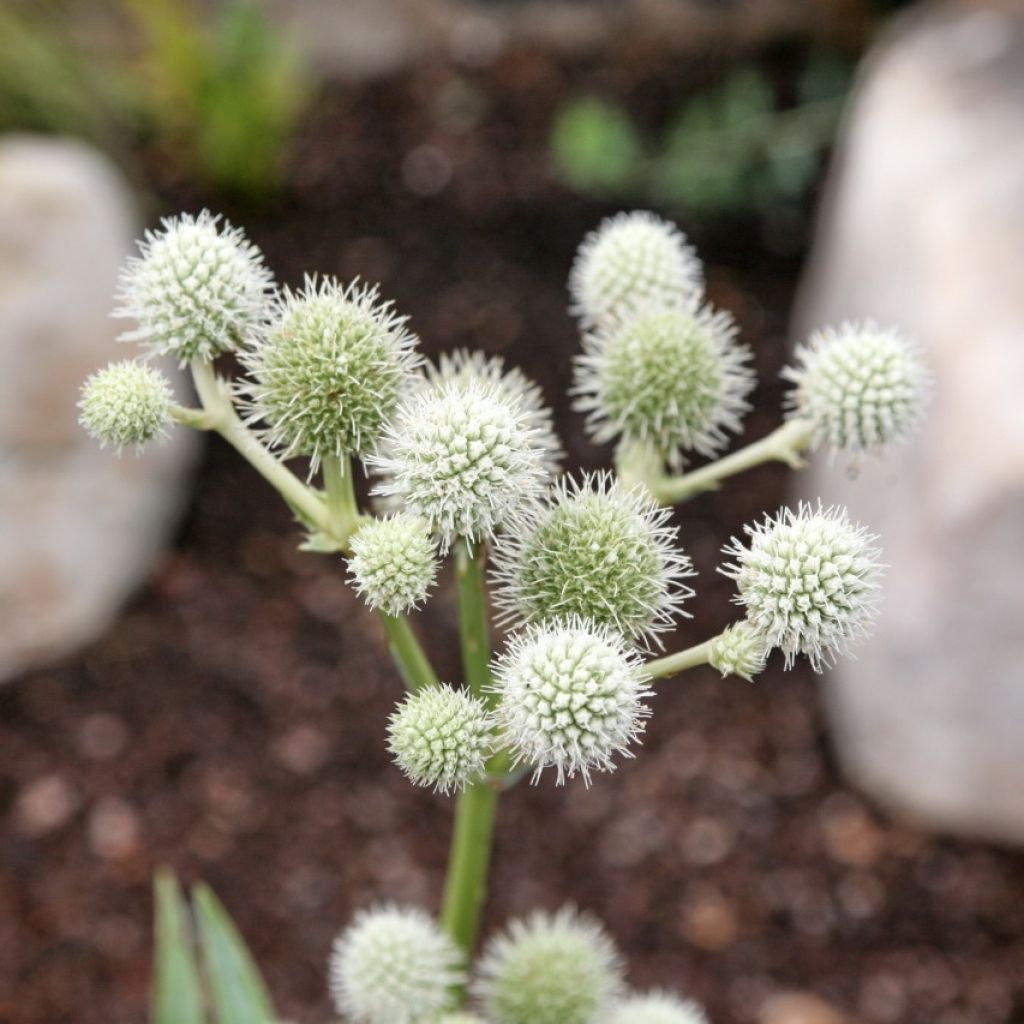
(2, 48, 1023, 1024)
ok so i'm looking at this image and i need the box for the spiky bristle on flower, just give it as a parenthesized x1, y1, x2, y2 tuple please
(783, 320, 931, 457)
(606, 990, 710, 1024)
(473, 907, 624, 1024)
(573, 302, 754, 469)
(78, 360, 173, 452)
(490, 620, 651, 785)
(569, 211, 703, 327)
(708, 621, 770, 682)
(348, 514, 438, 615)
(387, 684, 494, 794)
(115, 210, 273, 364)
(369, 374, 549, 551)
(328, 904, 463, 1024)
(720, 503, 883, 671)
(240, 276, 421, 468)
(491, 473, 694, 647)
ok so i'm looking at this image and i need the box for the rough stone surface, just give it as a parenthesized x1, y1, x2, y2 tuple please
(0, 135, 197, 682)
(793, 2, 1024, 842)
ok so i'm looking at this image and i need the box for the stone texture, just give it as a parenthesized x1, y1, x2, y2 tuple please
(793, 2, 1024, 842)
(0, 135, 197, 681)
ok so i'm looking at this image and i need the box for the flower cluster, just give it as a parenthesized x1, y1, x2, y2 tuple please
(348, 513, 438, 615)
(78, 360, 173, 452)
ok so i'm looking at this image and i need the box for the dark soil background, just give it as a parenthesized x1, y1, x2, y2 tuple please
(2, 47, 1024, 1024)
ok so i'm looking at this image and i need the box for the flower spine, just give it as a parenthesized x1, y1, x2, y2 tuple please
(241, 276, 421, 467)
(783, 320, 931, 457)
(720, 503, 883, 671)
(491, 620, 651, 785)
(328, 904, 463, 1024)
(369, 374, 548, 551)
(573, 302, 754, 469)
(114, 210, 273, 364)
(348, 514, 438, 615)
(606, 991, 710, 1024)
(491, 472, 694, 647)
(78, 360, 173, 452)
(569, 211, 703, 326)
(473, 907, 624, 1024)
(387, 685, 494, 793)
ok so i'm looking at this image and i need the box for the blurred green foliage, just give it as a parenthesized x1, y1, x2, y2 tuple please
(0, 0, 311, 201)
(153, 870, 277, 1024)
(551, 51, 854, 221)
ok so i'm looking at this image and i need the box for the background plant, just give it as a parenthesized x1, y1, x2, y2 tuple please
(79, 208, 929, 1022)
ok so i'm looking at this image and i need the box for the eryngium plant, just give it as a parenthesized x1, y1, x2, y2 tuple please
(80, 209, 930, 1023)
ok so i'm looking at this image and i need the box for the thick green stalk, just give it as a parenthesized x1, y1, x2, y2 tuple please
(441, 539, 501, 970)
(644, 638, 714, 680)
(322, 453, 361, 550)
(652, 418, 815, 505)
(378, 612, 439, 691)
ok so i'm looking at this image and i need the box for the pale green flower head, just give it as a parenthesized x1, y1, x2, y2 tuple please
(473, 906, 624, 1024)
(606, 990, 710, 1024)
(569, 211, 703, 327)
(491, 620, 651, 785)
(369, 374, 549, 551)
(783, 320, 931, 457)
(492, 473, 694, 648)
(241, 276, 421, 468)
(79, 360, 173, 452)
(387, 684, 494, 794)
(721, 503, 883, 671)
(348, 514, 438, 615)
(329, 904, 463, 1024)
(573, 302, 754, 469)
(115, 210, 273, 364)
(708, 620, 770, 682)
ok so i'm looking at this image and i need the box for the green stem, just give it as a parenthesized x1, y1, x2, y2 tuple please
(441, 538, 501, 973)
(644, 638, 714, 680)
(322, 454, 361, 550)
(186, 360, 331, 537)
(378, 612, 439, 691)
(652, 418, 815, 505)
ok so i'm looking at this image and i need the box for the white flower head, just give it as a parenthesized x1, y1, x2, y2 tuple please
(387, 684, 495, 794)
(473, 907, 624, 1024)
(240, 275, 421, 467)
(115, 210, 273, 364)
(492, 472, 694, 648)
(606, 990, 710, 1024)
(720, 503, 883, 671)
(369, 374, 549, 551)
(491, 620, 651, 785)
(329, 904, 463, 1024)
(783, 320, 931, 457)
(348, 514, 439, 615)
(573, 302, 754, 469)
(78, 360, 173, 452)
(569, 211, 703, 327)
(708, 620, 770, 682)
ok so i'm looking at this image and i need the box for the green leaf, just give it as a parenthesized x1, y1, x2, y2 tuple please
(152, 870, 205, 1024)
(550, 97, 643, 196)
(193, 884, 276, 1024)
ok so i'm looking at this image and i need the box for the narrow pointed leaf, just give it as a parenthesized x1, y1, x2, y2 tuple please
(153, 870, 205, 1024)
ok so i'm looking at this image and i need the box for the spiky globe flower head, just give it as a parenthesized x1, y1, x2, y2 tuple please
(708, 621, 770, 682)
(491, 620, 651, 785)
(369, 375, 548, 551)
(721, 503, 883, 671)
(387, 685, 494, 794)
(574, 302, 754, 469)
(329, 904, 463, 1024)
(115, 210, 273, 364)
(783, 321, 931, 457)
(473, 907, 624, 1024)
(606, 991, 710, 1024)
(348, 514, 438, 615)
(492, 473, 694, 648)
(78, 360, 173, 452)
(569, 211, 703, 327)
(241, 276, 421, 467)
